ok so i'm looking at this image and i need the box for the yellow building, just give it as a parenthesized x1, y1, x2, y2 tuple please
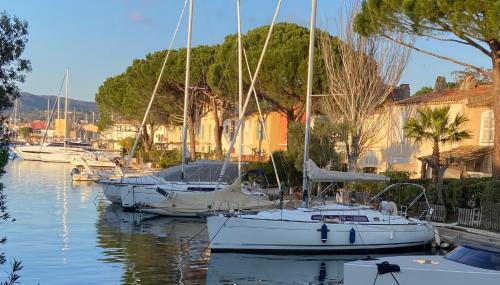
(364, 82, 494, 178)
(221, 111, 288, 161)
(54, 118, 70, 137)
(156, 110, 288, 161)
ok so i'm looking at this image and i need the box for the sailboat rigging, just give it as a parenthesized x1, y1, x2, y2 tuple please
(206, 0, 435, 253)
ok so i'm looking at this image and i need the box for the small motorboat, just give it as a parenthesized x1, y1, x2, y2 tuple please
(343, 243, 500, 285)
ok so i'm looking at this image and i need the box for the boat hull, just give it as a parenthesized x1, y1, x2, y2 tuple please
(101, 183, 123, 204)
(344, 255, 500, 285)
(207, 215, 434, 253)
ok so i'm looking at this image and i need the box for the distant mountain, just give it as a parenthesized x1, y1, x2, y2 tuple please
(18, 92, 98, 112)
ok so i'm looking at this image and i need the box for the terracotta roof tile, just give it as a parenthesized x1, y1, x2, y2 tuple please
(396, 85, 495, 106)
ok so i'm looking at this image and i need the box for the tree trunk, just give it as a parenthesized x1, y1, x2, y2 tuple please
(210, 98, 223, 160)
(490, 40, 500, 180)
(347, 131, 361, 172)
(141, 123, 155, 152)
(347, 153, 359, 172)
(432, 140, 443, 204)
(187, 115, 196, 161)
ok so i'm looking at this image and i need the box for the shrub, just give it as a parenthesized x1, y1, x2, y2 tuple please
(157, 150, 182, 169)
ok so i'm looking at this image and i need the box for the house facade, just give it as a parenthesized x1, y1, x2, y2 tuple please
(100, 120, 139, 150)
(363, 83, 494, 178)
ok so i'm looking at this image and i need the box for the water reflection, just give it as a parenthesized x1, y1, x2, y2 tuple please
(95, 203, 209, 284)
(207, 253, 348, 285)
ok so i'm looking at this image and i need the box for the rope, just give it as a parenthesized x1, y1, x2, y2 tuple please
(128, 0, 188, 164)
(199, 215, 231, 255)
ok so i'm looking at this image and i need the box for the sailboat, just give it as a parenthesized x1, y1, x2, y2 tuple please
(101, 0, 272, 212)
(206, 0, 435, 253)
(13, 70, 92, 163)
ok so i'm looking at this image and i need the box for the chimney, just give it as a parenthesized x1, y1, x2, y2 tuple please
(459, 75, 476, 90)
(399, 84, 410, 98)
(434, 76, 447, 91)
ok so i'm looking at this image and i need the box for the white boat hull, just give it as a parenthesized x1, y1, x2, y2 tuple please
(207, 214, 434, 253)
(101, 183, 123, 204)
(13, 145, 86, 163)
(344, 255, 500, 285)
(100, 176, 159, 204)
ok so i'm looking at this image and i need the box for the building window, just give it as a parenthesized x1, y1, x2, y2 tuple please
(479, 110, 494, 144)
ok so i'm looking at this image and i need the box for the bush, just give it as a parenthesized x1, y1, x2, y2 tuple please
(247, 150, 302, 188)
(480, 180, 500, 212)
(157, 149, 182, 169)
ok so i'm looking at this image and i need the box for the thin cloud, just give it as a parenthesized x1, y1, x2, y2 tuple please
(129, 11, 151, 24)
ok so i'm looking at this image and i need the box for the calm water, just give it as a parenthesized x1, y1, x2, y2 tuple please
(0, 160, 432, 284)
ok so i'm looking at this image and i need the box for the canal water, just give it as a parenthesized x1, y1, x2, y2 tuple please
(1, 160, 432, 284)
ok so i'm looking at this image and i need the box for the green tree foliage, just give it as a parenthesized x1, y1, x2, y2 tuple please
(157, 149, 182, 169)
(287, 120, 340, 171)
(96, 46, 217, 157)
(0, 12, 31, 110)
(0, 10, 30, 283)
(354, 0, 500, 179)
(17, 127, 32, 140)
(248, 119, 341, 188)
(212, 23, 330, 125)
(404, 106, 471, 204)
(413, 86, 433, 97)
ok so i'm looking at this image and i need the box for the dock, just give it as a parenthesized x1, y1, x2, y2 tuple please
(433, 222, 500, 248)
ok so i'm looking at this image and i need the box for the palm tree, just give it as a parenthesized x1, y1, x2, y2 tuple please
(405, 106, 471, 204)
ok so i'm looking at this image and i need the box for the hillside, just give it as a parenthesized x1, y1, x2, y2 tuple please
(18, 92, 98, 112)
(5, 92, 98, 122)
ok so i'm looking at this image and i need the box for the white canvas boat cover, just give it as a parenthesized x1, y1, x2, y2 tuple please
(305, 159, 389, 182)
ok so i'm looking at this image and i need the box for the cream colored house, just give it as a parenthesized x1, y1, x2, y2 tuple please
(364, 83, 494, 178)
(100, 120, 139, 150)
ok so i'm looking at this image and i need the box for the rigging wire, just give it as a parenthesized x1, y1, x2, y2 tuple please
(127, 0, 188, 165)
(39, 73, 67, 151)
(217, 0, 283, 184)
(242, 46, 282, 192)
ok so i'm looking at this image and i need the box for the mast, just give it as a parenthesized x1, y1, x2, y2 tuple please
(57, 95, 60, 119)
(237, 0, 243, 177)
(64, 68, 69, 149)
(47, 98, 50, 128)
(301, 0, 317, 208)
(73, 107, 76, 139)
(181, 0, 194, 180)
(14, 98, 18, 141)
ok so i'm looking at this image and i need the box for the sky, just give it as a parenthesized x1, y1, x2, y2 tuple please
(2, 0, 493, 102)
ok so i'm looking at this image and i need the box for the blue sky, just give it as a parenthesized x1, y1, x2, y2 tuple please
(3, 0, 492, 102)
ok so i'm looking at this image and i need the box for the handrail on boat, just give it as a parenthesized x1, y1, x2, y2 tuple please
(367, 182, 432, 220)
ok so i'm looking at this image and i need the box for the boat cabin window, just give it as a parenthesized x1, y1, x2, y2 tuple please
(445, 244, 500, 271)
(186, 187, 215, 192)
(311, 215, 369, 222)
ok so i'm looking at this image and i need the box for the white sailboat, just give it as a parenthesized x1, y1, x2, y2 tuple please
(101, 0, 273, 212)
(206, 0, 435, 253)
(13, 69, 90, 163)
